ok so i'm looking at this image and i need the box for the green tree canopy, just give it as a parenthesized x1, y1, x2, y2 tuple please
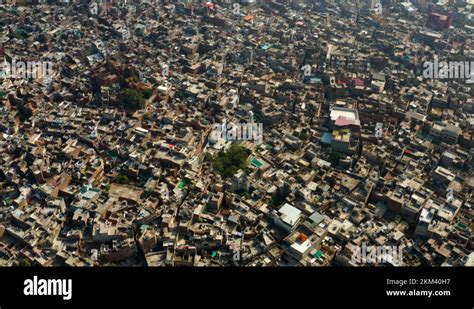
(115, 175, 129, 184)
(118, 89, 146, 112)
(18, 258, 32, 267)
(213, 144, 250, 178)
(141, 88, 153, 99)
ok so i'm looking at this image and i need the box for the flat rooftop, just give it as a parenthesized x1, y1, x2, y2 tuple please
(330, 107, 359, 122)
(278, 203, 301, 226)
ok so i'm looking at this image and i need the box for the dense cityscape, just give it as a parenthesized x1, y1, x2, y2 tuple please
(0, 0, 473, 267)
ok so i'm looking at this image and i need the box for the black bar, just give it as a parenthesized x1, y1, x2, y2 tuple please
(0, 267, 472, 306)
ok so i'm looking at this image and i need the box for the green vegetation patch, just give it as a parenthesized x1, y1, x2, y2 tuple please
(115, 174, 129, 184)
(117, 88, 150, 112)
(213, 144, 250, 178)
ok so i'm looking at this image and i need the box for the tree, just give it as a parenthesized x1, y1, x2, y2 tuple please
(141, 88, 153, 99)
(115, 175, 129, 184)
(213, 144, 250, 178)
(204, 152, 213, 162)
(118, 89, 146, 112)
(18, 258, 32, 267)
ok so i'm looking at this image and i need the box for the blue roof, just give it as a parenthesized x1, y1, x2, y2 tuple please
(322, 132, 332, 144)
